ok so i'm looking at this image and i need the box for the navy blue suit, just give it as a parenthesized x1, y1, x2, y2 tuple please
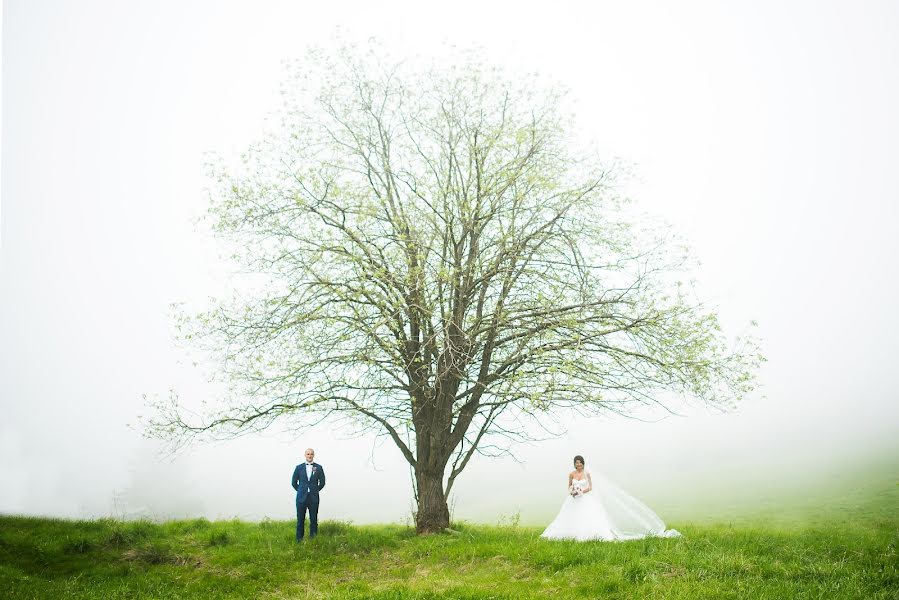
(292, 462, 325, 540)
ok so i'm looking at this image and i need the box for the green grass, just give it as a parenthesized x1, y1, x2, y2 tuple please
(1, 483, 896, 599)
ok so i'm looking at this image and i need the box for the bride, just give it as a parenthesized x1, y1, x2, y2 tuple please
(540, 455, 681, 541)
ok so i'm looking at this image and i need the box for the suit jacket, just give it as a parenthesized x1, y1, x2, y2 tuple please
(292, 462, 326, 503)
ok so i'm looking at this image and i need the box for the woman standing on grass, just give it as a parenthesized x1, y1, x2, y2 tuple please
(540, 455, 681, 541)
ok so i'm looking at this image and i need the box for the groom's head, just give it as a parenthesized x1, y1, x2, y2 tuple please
(305, 448, 315, 463)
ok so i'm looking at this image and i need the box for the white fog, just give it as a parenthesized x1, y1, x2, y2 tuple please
(2, 0, 898, 526)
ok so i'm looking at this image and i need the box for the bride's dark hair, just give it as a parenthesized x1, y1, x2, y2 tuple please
(573, 455, 585, 466)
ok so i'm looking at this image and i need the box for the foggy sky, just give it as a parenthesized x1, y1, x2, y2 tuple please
(2, 0, 898, 525)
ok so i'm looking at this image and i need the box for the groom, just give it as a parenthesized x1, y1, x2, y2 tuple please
(291, 448, 326, 541)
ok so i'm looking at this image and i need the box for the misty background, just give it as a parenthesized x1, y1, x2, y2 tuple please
(2, 1, 898, 525)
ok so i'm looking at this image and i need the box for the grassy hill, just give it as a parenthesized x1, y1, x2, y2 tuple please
(1, 476, 896, 599)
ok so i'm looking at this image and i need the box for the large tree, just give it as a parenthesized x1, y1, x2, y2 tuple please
(147, 46, 761, 533)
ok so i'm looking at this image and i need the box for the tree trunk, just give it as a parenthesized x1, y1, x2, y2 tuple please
(415, 469, 450, 533)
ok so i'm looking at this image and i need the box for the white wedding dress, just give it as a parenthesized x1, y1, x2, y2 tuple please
(540, 471, 681, 541)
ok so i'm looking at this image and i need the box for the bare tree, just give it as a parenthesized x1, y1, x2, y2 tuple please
(146, 45, 762, 533)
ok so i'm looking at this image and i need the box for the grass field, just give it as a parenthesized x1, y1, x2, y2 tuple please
(1, 478, 896, 599)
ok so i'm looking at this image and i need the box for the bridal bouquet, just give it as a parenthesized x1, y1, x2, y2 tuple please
(569, 486, 582, 497)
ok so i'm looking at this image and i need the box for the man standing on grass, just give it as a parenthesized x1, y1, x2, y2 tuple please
(292, 448, 326, 542)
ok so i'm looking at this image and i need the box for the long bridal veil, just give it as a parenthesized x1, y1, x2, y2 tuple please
(589, 471, 681, 540)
